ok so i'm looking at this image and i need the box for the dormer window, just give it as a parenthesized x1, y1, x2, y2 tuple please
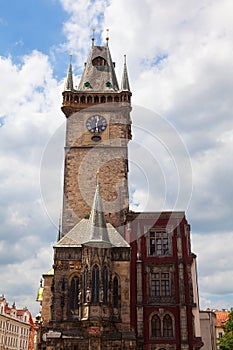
(92, 56, 107, 67)
(106, 81, 111, 88)
(84, 81, 90, 88)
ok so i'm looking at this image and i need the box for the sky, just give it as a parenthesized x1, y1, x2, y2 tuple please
(0, 0, 233, 316)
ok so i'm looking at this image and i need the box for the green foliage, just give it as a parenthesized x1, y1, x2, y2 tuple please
(219, 308, 233, 350)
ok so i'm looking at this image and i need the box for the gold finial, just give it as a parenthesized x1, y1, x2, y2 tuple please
(92, 29, 95, 47)
(106, 28, 109, 46)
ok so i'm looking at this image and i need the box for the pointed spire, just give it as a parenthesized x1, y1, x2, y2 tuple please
(121, 54, 130, 91)
(64, 53, 74, 91)
(85, 172, 111, 247)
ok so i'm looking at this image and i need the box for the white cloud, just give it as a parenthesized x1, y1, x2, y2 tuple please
(0, 51, 64, 314)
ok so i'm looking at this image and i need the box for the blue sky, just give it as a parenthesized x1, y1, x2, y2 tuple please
(0, 0, 233, 316)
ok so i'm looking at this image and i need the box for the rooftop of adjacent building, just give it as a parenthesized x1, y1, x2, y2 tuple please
(214, 310, 230, 327)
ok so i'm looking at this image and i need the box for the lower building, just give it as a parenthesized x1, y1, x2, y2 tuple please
(0, 295, 35, 350)
(127, 211, 203, 350)
(37, 181, 136, 350)
(199, 310, 217, 350)
(214, 309, 229, 348)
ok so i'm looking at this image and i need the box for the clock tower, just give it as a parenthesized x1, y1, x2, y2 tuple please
(61, 37, 132, 236)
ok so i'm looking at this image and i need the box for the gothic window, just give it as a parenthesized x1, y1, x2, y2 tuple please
(113, 276, 119, 308)
(151, 272, 170, 297)
(149, 231, 169, 256)
(163, 314, 173, 337)
(83, 266, 88, 303)
(69, 276, 79, 311)
(102, 266, 108, 304)
(151, 314, 161, 338)
(91, 265, 99, 303)
(150, 313, 174, 339)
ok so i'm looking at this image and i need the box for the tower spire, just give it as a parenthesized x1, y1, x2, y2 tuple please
(121, 54, 130, 91)
(85, 172, 111, 247)
(64, 53, 74, 91)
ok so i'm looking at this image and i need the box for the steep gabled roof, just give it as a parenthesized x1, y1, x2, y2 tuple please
(54, 219, 129, 248)
(78, 45, 119, 92)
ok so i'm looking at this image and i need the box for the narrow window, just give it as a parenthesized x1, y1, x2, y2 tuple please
(91, 265, 99, 303)
(113, 276, 119, 308)
(83, 267, 88, 303)
(69, 276, 79, 311)
(151, 314, 161, 338)
(102, 266, 108, 304)
(163, 314, 173, 337)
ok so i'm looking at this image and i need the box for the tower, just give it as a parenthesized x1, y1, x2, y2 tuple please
(61, 38, 132, 236)
(37, 38, 136, 350)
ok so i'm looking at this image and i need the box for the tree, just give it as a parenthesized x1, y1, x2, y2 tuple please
(219, 308, 233, 350)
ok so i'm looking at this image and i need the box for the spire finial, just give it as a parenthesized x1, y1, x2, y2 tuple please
(106, 28, 109, 46)
(96, 170, 100, 185)
(92, 29, 95, 47)
(69, 53, 72, 64)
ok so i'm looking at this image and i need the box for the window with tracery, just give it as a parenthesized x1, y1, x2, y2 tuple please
(150, 313, 174, 339)
(91, 265, 99, 303)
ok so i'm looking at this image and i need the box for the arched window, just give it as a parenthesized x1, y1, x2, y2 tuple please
(113, 276, 119, 308)
(163, 314, 173, 337)
(69, 276, 79, 311)
(151, 314, 161, 338)
(91, 265, 99, 303)
(102, 266, 108, 304)
(83, 266, 88, 303)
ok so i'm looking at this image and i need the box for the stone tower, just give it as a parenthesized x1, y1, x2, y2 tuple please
(37, 39, 136, 350)
(61, 39, 132, 236)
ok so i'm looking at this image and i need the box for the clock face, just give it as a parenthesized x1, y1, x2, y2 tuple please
(86, 115, 107, 133)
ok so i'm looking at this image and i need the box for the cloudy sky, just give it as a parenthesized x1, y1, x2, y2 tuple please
(0, 0, 233, 316)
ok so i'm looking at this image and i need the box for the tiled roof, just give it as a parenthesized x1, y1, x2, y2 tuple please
(54, 219, 129, 248)
(215, 311, 229, 327)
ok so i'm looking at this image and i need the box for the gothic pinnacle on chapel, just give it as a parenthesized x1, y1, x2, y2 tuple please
(64, 53, 74, 91)
(121, 54, 131, 92)
(84, 172, 111, 247)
